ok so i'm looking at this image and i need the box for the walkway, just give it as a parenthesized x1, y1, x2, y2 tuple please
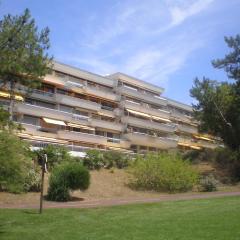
(1, 191, 240, 209)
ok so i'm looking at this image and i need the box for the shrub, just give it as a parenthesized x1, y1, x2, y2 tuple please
(199, 175, 218, 192)
(103, 151, 129, 169)
(83, 149, 104, 170)
(128, 153, 199, 193)
(23, 166, 41, 192)
(214, 147, 240, 182)
(83, 150, 130, 170)
(182, 149, 216, 163)
(34, 145, 73, 171)
(0, 131, 32, 193)
(47, 162, 90, 202)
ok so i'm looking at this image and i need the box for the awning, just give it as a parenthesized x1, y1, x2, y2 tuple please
(0, 91, 24, 101)
(43, 117, 66, 126)
(126, 108, 171, 122)
(152, 115, 171, 123)
(194, 134, 214, 141)
(67, 122, 94, 130)
(190, 145, 202, 150)
(126, 108, 151, 118)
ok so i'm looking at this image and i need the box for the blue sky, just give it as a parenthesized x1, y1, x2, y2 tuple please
(0, 0, 239, 104)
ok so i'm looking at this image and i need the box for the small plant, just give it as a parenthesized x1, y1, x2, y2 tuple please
(47, 162, 90, 202)
(199, 175, 218, 192)
(128, 153, 199, 193)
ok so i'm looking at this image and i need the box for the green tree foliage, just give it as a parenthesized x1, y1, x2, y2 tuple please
(34, 145, 73, 171)
(0, 107, 23, 131)
(128, 153, 198, 193)
(190, 35, 240, 151)
(0, 8, 52, 119)
(47, 163, 90, 202)
(83, 149, 130, 170)
(0, 131, 32, 193)
(83, 149, 104, 170)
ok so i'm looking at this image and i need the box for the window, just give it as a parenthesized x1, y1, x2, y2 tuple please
(96, 130, 105, 136)
(22, 115, 39, 125)
(74, 109, 89, 116)
(107, 132, 120, 139)
(59, 104, 73, 113)
(36, 100, 55, 109)
(25, 98, 55, 109)
(57, 88, 69, 95)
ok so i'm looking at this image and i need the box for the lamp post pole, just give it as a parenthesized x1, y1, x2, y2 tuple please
(39, 154, 47, 214)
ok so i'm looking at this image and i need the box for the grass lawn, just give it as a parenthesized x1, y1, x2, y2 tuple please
(1, 196, 240, 240)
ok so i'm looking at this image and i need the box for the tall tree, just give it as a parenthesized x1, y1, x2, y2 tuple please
(0, 9, 52, 119)
(190, 35, 240, 151)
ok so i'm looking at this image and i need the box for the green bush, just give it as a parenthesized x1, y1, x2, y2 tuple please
(83, 150, 130, 170)
(182, 149, 216, 163)
(214, 148, 240, 182)
(83, 149, 104, 170)
(0, 131, 32, 193)
(47, 162, 90, 202)
(23, 166, 41, 192)
(199, 175, 218, 192)
(128, 153, 199, 193)
(103, 151, 129, 169)
(34, 145, 73, 171)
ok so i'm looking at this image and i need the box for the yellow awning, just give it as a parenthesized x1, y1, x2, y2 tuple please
(0, 91, 24, 101)
(194, 134, 214, 141)
(126, 108, 171, 123)
(126, 108, 151, 118)
(190, 145, 202, 150)
(178, 142, 190, 147)
(152, 115, 171, 123)
(43, 118, 66, 126)
(67, 123, 94, 130)
(17, 132, 68, 144)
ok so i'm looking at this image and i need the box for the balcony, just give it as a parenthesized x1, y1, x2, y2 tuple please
(90, 118, 125, 132)
(98, 108, 116, 118)
(58, 130, 130, 149)
(28, 89, 55, 103)
(121, 116, 176, 133)
(58, 130, 107, 145)
(170, 111, 193, 124)
(14, 103, 90, 126)
(177, 124, 198, 135)
(124, 132, 177, 149)
(55, 93, 101, 112)
(197, 140, 218, 149)
(83, 85, 119, 102)
(116, 86, 167, 106)
(17, 123, 68, 144)
(122, 100, 170, 120)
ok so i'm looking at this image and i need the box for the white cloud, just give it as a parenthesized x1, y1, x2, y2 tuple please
(58, 0, 216, 89)
(169, 0, 214, 26)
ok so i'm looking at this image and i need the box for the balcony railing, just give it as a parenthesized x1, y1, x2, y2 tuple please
(15, 103, 90, 125)
(116, 86, 167, 106)
(122, 100, 170, 120)
(124, 132, 177, 149)
(121, 116, 176, 133)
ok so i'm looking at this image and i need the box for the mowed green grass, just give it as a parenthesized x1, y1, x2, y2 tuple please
(1, 196, 240, 240)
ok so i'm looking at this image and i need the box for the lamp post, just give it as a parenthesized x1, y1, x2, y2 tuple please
(39, 153, 47, 214)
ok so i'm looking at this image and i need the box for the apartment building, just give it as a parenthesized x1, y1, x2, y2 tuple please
(0, 61, 220, 156)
